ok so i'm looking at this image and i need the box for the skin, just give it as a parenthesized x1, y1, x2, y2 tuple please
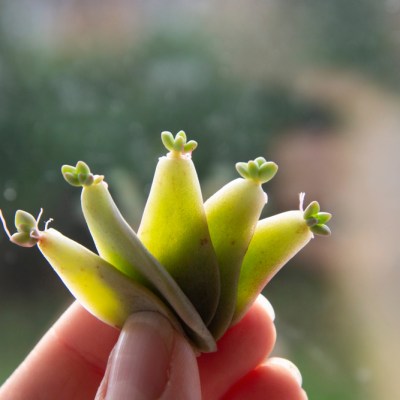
(0, 296, 307, 400)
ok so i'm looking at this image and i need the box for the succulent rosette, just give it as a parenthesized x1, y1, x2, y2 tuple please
(1, 131, 331, 353)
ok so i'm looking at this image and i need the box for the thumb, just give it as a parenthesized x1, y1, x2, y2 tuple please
(95, 311, 201, 400)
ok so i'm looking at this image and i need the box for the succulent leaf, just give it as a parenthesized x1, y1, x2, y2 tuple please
(311, 224, 331, 236)
(62, 172, 81, 187)
(61, 161, 103, 188)
(305, 217, 319, 227)
(233, 210, 313, 324)
(303, 201, 320, 219)
(302, 200, 332, 236)
(10, 232, 38, 247)
(235, 158, 278, 184)
(235, 162, 250, 179)
(316, 212, 332, 225)
(76, 169, 216, 351)
(138, 132, 220, 326)
(205, 176, 268, 339)
(161, 130, 198, 157)
(15, 210, 37, 231)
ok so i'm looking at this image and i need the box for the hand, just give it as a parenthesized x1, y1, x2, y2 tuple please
(0, 296, 307, 399)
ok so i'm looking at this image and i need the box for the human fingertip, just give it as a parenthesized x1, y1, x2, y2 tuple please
(256, 294, 275, 321)
(101, 312, 175, 400)
(301, 388, 309, 400)
(267, 357, 303, 387)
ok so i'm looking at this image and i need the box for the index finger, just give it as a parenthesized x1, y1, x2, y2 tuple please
(0, 301, 119, 400)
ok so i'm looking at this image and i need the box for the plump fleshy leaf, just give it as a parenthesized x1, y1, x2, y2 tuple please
(138, 132, 220, 326)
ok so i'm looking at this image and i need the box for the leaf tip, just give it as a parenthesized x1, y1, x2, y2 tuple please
(235, 157, 278, 184)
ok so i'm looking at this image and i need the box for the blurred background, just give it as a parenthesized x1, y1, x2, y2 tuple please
(0, 1, 399, 398)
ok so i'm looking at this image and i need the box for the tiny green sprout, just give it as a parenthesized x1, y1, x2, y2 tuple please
(316, 212, 332, 225)
(15, 210, 37, 233)
(61, 161, 103, 187)
(303, 201, 320, 219)
(305, 217, 319, 227)
(302, 199, 332, 236)
(161, 130, 198, 157)
(0, 209, 41, 247)
(310, 224, 331, 236)
(235, 157, 278, 184)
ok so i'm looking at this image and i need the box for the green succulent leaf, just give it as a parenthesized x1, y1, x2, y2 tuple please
(139, 132, 220, 326)
(15, 210, 37, 232)
(77, 169, 216, 352)
(60, 165, 76, 175)
(305, 217, 319, 227)
(235, 162, 251, 179)
(235, 158, 278, 184)
(311, 224, 331, 236)
(76, 161, 91, 175)
(62, 172, 81, 187)
(302, 199, 332, 236)
(233, 210, 314, 324)
(161, 130, 198, 157)
(183, 140, 198, 153)
(0, 210, 41, 247)
(205, 176, 267, 339)
(303, 201, 320, 219)
(37, 228, 187, 336)
(10, 232, 38, 247)
(161, 131, 175, 150)
(61, 161, 102, 188)
(254, 156, 267, 166)
(316, 212, 332, 225)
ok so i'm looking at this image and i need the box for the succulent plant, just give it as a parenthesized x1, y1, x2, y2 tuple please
(0, 131, 331, 353)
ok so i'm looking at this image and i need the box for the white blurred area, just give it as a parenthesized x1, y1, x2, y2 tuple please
(1, 1, 400, 399)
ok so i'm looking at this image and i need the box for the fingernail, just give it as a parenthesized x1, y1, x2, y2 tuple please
(257, 295, 275, 321)
(104, 311, 175, 400)
(268, 357, 303, 386)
